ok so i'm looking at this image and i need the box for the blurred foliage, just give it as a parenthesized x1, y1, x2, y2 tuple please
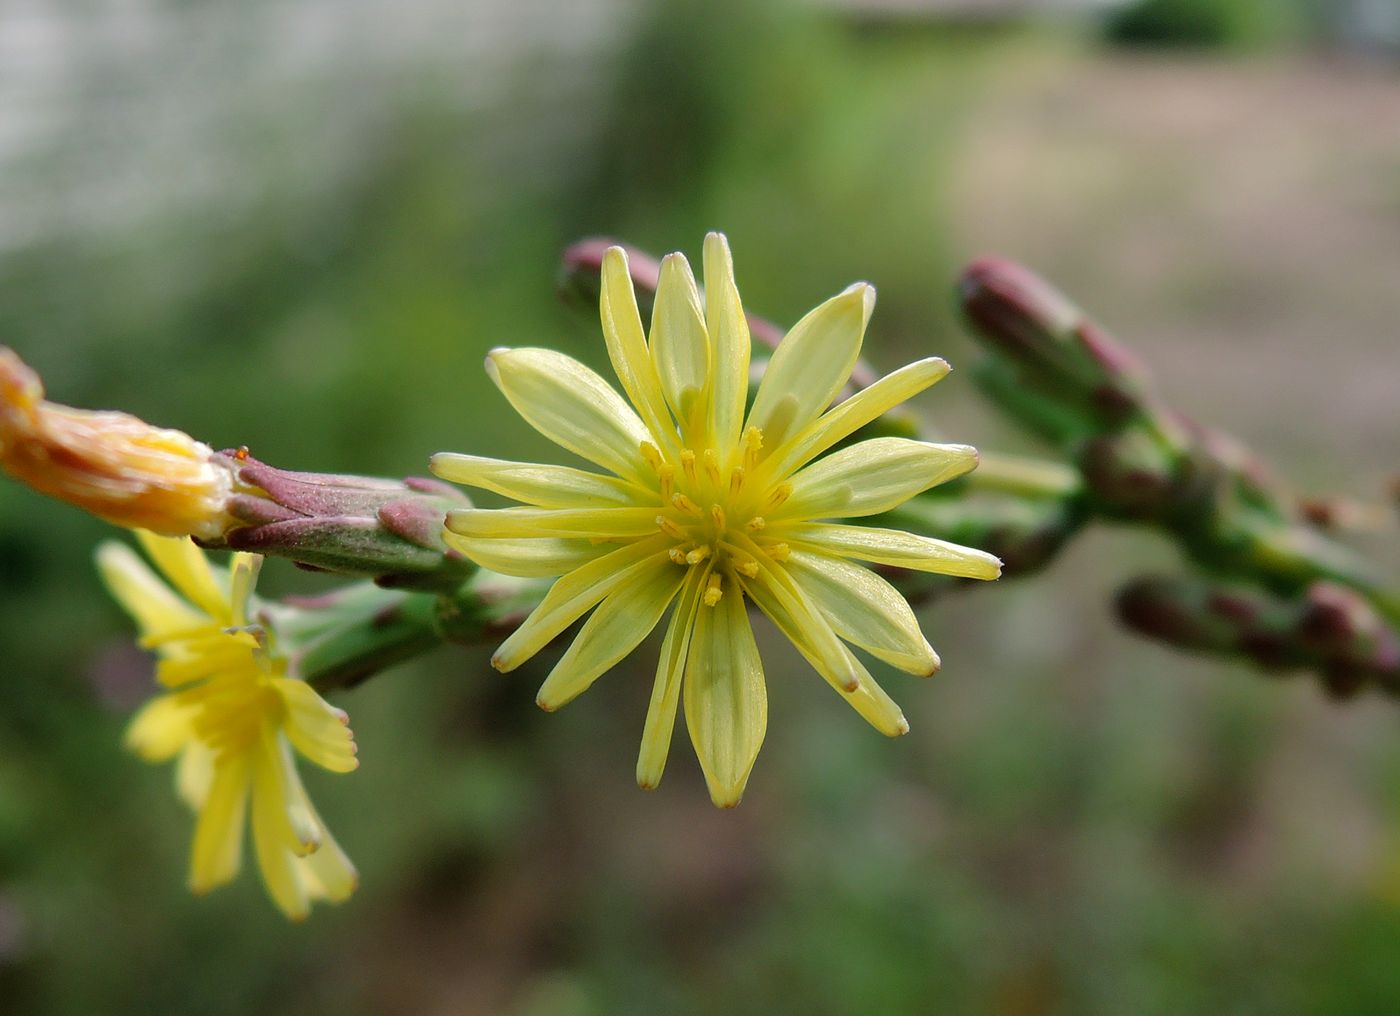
(2, 1, 1400, 1014)
(1104, 0, 1311, 50)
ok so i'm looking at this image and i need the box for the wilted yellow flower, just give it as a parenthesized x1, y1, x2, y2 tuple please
(432, 233, 1000, 806)
(0, 348, 234, 539)
(99, 532, 358, 919)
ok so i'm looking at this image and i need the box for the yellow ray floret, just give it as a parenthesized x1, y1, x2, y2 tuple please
(99, 532, 358, 919)
(434, 233, 1001, 808)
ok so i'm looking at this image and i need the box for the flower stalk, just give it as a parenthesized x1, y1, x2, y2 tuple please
(957, 255, 1400, 691)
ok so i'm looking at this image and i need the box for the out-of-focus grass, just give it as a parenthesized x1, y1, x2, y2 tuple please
(2, 2, 1399, 1013)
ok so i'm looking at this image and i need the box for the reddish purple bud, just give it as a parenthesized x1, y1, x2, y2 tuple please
(957, 257, 1149, 426)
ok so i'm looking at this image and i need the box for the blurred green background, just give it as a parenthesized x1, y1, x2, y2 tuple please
(2, 0, 1400, 1012)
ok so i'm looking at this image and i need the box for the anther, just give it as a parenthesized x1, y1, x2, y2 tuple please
(703, 573, 724, 607)
(656, 516, 687, 539)
(658, 464, 675, 500)
(639, 441, 663, 472)
(671, 492, 703, 517)
(729, 465, 745, 496)
(767, 542, 790, 561)
(685, 546, 711, 565)
(680, 449, 698, 486)
(711, 504, 727, 531)
(702, 448, 722, 486)
(735, 557, 760, 578)
(746, 516, 766, 532)
(742, 425, 764, 470)
(668, 547, 689, 565)
(763, 483, 792, 512)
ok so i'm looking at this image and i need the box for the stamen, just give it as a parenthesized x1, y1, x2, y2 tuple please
(742, 425, 764, 471)
(735, 557, 759, 578)
(656, 516, 687, 539)
(762, 483, 792, 512)
(703, 572, 724, 607)
(680, 449, 698, 486)
(702, 448, 722, 487)
(766, 542, 790, 561)
(671, 492, 703, 517)
(685, 546, 711, 565)
(711, 504, 727, 531)
(668, 547, 689, 565)
(639, 441, 663, 472)
(746, 515, 766, 532)
(658, 464, 675, 500)
(729, 465, 745, 497)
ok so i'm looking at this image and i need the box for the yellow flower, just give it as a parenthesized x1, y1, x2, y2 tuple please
(432, 233, 1001, 807)
(0, 348, 234, 539)
(98, 532, 359, 919)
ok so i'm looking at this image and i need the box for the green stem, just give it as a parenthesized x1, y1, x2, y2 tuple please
(299, 590, 443, 694)
(292, 569, 551, 695)
(968, 452, 1083, 500)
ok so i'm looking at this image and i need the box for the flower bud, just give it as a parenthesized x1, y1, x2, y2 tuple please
(216, 453, 473, 591)
(0, 348, 235, 539)
(957, 257, 1150, 427)
(1116, 575, 1400, 698)
(0, 348, 473, 588)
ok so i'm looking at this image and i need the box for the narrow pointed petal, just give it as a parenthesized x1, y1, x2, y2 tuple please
(441, 531, 610, 578)
(297, 807, 358, 904)
(601, 246, 676, 453)
(746, 283, 873, 450)
(702, 232, 750, 457)
(790, 523, 1003, 580)
(430, 453, 641, 508)
(276, 679, 358, 774)
(250, 766, 309, 921)
(125, 693, 195, 762)
(780, 438, 980, 520)
(227, 552, 261, 628)
(786, 550, 939, 675)
(136, 531, 230, 621)
(492, 537, 671, 671)
(637, 566, 707, 790)
(446, 506, 663, 541)
(176, 741, 215, 810)
(733, 556, 907, 738)
(486, 347, 653, 485)
(650, 252, 710, 435)
(154, 639, 254, 687)
(251, 730, 320, 857)
(188, 755, 249, 895)
(684, 584, 767, 808)
(763, 357, 950, 481)
(729, 534, 861, 693)
(535, 556, 685, 711)
(95, 541, 206, 639)
(832, 643, 910, 737)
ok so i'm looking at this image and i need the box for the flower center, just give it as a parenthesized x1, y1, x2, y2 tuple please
(641, 427, 792, 607)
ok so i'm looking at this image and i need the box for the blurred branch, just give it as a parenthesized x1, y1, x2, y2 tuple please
(957, 256, 1400, 696)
